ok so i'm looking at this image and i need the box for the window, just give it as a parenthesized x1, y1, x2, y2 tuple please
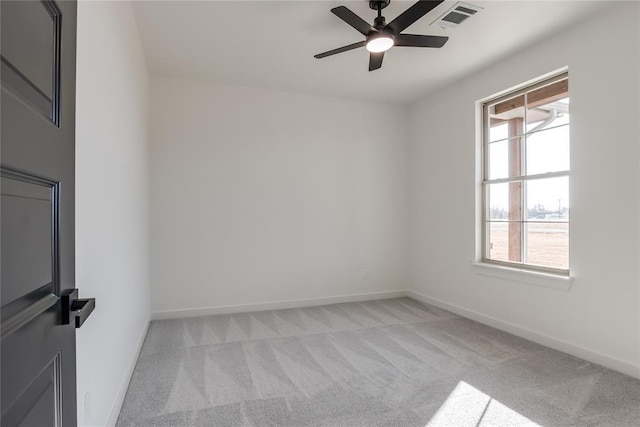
(482, 73, 569, 275)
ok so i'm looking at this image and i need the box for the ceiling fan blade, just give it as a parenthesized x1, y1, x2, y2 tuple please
(314, 41, 366, 59)
(395, 34, 448, 48)
(386, 0, 444, 34)
(331, 6, 375, 36)
(369, 52, 384, 71)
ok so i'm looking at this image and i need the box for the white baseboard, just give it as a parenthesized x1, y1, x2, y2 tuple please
(105, 317, 150, 427)
(152, 290, 409, 320)
(407, 290, 640, 379)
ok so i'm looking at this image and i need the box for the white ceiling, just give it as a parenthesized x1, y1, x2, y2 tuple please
(131, 1, 608, 104)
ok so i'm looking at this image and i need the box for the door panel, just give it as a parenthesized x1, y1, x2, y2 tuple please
(0, 0, 60, 124)
(1, 1, 79, 426)
(1, 175, 55, 307)
(2, 330, 62, 427)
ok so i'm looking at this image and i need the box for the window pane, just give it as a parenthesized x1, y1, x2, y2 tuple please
(487, 181, 523, 221)
(489, 121, 508, 142)
(488, 94, 525, 142)
(487, 222, 508, 262)
(526, 106, 569, 132)
(487, 182, 508, 219)
(526, 77, 569, 130)
(525, 222, 568, 269)
(487, 221, 522, 263)
(526, 125, 570, 175)
(488, 139, 508, 179)
(526, 177, 569, 221)
(488, 137, 525, 179)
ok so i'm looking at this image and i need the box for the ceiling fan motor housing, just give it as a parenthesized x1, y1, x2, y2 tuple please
(373, 16, 387, 30)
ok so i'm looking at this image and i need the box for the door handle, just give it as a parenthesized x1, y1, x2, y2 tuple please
(61, 289, 95, 328)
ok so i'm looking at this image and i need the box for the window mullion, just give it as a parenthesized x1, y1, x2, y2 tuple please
(485, 170, 569, 185)
(521, 92, 527, 263)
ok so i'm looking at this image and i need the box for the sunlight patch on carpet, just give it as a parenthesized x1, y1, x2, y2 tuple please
(427, 381, 540, 427)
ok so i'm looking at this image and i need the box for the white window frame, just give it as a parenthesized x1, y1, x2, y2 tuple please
(481, 72, 570, 276)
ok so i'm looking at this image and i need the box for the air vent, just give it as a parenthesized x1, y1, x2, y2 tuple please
(442, 11, 469, 25)
(431, 2, 482, 29)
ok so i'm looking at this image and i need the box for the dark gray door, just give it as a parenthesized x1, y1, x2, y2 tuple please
(1, 1, 80, 426)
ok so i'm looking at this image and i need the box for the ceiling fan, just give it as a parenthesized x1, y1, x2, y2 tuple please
(314, 0, 448, 71)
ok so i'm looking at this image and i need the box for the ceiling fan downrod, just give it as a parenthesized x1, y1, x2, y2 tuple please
(371, 0, 389, 28)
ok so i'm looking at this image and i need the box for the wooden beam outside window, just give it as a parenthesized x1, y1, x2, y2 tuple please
(494, 79, 568, 115)
(508, 118, 523, 262)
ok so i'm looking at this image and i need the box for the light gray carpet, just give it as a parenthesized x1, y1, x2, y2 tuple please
(117, 297, 640, 426)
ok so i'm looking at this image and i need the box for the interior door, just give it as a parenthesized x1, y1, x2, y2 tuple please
(1, 1, 90, 426)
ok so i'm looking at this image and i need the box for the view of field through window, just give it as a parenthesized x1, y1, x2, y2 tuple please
(484, 76, 569, 271)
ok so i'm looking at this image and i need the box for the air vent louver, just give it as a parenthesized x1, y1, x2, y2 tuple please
(455, 6, 478, 15)
(442, 11, 469, 25)
(431, 2, 482, 29)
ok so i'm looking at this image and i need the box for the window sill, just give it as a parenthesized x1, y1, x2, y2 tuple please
(472, 262, 573, 291)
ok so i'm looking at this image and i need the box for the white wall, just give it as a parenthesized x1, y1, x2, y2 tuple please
(150, 78, 409, 315)
(408, 2, 640, 377)
(76, 1, 150, 425)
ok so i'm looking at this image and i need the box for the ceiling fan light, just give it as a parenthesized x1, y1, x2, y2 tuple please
(366, 35, 394, 53)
